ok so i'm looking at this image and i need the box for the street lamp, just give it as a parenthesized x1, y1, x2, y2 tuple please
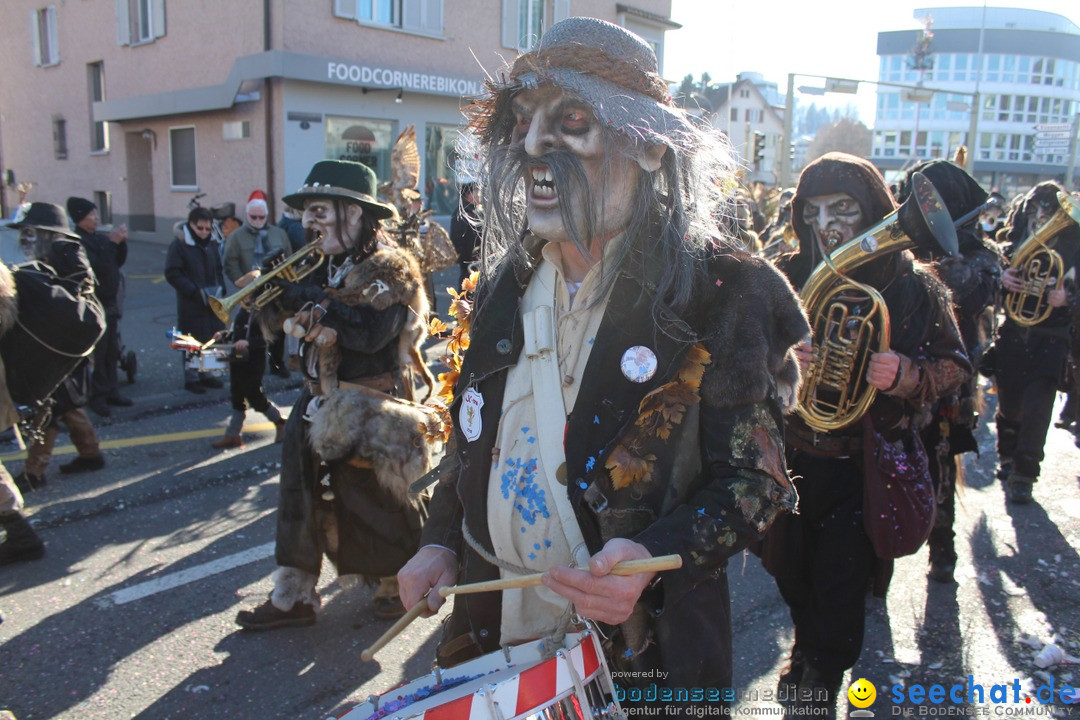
(779, 72, 980, 187)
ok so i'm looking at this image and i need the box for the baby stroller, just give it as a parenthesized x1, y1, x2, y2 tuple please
(118, 331, 137, 384)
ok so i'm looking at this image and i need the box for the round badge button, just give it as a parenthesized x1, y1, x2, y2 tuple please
(620, 346, 658, 383)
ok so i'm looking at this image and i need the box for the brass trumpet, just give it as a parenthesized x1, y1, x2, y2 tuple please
(1003, 191, 1080, 327)
(209, 241, 325, 324)
(797, 172, 958, 433)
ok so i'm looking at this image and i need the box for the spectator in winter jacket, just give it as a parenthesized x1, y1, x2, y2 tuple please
(67, 196, 131, 417)
(164, 207, 226, 394)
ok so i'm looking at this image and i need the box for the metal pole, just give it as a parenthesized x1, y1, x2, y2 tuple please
(968, 0, 986, 176)
(781, 73, 794, 187)
(966, 90, 979, 175)
(1066, 112, 1079, 189)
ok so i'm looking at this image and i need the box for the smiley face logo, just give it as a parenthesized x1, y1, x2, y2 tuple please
(848, 678, 876, 708)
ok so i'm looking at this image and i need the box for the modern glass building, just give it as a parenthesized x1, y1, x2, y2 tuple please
(872, 7, 1079, 195)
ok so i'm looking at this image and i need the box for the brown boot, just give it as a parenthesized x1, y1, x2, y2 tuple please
(211, 435, 243, 449)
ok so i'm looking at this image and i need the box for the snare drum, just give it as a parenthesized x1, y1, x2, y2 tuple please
(184, 345, 232, 374)
(338, 628, 623, 720)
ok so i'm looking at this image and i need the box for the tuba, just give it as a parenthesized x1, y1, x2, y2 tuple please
(208, 240, 325, 324)
(796, 172, 958, 433)
(1003, 191, 1080, 327)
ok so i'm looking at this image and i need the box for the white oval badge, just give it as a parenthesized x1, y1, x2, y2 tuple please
(620, 346, 658, 384)
(459, 387, 485, 442)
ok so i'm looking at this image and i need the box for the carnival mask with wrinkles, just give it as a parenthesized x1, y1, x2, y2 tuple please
(802, 193, 866, 250)
(508, 85, 664, 248)
(18, 227, 53, 262)
(302, 198, 363, 256)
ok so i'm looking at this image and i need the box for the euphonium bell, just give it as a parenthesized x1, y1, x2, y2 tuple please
(796, 172, 958, 433)
(209, 241, 325, 324)
(1003, 191, 1080, 327)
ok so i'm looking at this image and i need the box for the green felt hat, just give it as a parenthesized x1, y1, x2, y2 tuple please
(283, 160, 397, 219)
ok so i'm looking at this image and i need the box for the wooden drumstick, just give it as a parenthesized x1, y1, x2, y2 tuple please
(438, 554, 682, 598)
(361, 596, 432, 663)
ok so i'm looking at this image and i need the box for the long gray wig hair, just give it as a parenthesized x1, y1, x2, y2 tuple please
(460, 30, 742, 319)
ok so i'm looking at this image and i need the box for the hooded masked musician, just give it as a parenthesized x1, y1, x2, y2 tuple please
(235, 160, 442, 629)
(761, 153, 970, 718)
(895, 160, 1004, 583)
(396, 17, 808, 711)
(992, 181, 1080, 503)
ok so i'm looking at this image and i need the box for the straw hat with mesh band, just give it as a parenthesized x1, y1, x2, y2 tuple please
(6, 202, 80, 239)
(282, 160, 397, 220)
(469, 17, 691, 148)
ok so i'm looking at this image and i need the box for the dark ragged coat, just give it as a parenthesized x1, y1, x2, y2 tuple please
(422, 237, 809, 691)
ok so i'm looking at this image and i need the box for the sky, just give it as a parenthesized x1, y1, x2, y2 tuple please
(663, 0, 1080, 123)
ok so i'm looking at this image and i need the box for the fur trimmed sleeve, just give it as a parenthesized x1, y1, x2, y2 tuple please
(633, 255, 807, 600)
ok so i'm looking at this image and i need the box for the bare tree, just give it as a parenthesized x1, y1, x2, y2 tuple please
(806, 117, 873, 163)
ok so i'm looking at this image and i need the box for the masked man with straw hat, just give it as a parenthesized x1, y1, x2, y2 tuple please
(236, 160, 439, 629)
(398, 17, 808, 709)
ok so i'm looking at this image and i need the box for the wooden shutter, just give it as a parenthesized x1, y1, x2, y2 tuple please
(116, 0, 131, 45)
(553, 0, 569, 23)
(402, 0, 442, 34)
(30, 10, 42, 65)
(333, 0, 357, 19)
(151, 0, 166, 38)
(501, 0, 519, 50)
(46, 5, 59, 64)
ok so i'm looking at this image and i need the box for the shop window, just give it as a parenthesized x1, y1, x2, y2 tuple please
(169, 126, 197, 189)
(53, 115, 68, 159)
(30, 5, 60, 67)
(117, 0, 166, 46)
(88, 62, 109, 153)
(425, 124, 462, 215)
(325, 116, 394, 185)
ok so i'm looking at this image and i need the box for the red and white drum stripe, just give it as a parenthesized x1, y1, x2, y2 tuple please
(341, 633, 603, 720)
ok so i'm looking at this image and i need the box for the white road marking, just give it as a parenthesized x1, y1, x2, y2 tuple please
(101, 542, 275, 607)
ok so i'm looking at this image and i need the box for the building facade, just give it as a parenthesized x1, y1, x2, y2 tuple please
(1, 0, 674, 238)
(706, 72, 787, 185)
(872, 7, 1080, 195)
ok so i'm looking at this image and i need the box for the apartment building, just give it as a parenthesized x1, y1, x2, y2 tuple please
(1, 0, 674, 237)
(707, 72, 787, 185)
(872, 6, 1080, 194)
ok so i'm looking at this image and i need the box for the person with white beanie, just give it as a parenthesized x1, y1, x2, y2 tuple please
(222, 191, 288, 291)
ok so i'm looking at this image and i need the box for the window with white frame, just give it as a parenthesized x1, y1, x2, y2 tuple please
(502, 0, 544, 51)
(53, 115, 68, 159)
(169, 126, 197, 189)
(116, 0, 166, 46)
(30, 6, 60, 67)
(335, 0, 442, 35)
(88, 62, 109, 153)
(94, 191, 113, 225)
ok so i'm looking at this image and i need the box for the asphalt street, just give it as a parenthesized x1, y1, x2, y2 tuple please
(0, 239, 1078, 720)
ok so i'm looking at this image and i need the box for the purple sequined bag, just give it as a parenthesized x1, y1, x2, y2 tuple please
(862, 416, 936, 559)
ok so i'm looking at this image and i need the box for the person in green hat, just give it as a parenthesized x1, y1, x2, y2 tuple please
(236, 160, 434, 629)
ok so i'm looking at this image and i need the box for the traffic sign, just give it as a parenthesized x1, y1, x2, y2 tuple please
(1036, 131, 1073, 140)
(1034, 122, 1072, 133)
(1034, 139, 1071, 148)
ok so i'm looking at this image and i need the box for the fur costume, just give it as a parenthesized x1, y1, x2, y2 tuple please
(0, 264, 18, 432)
(308, 387, 444, 508)
(322, 247, 434, 397)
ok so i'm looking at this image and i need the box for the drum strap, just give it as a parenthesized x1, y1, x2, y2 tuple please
(522, 260, 590, 569)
